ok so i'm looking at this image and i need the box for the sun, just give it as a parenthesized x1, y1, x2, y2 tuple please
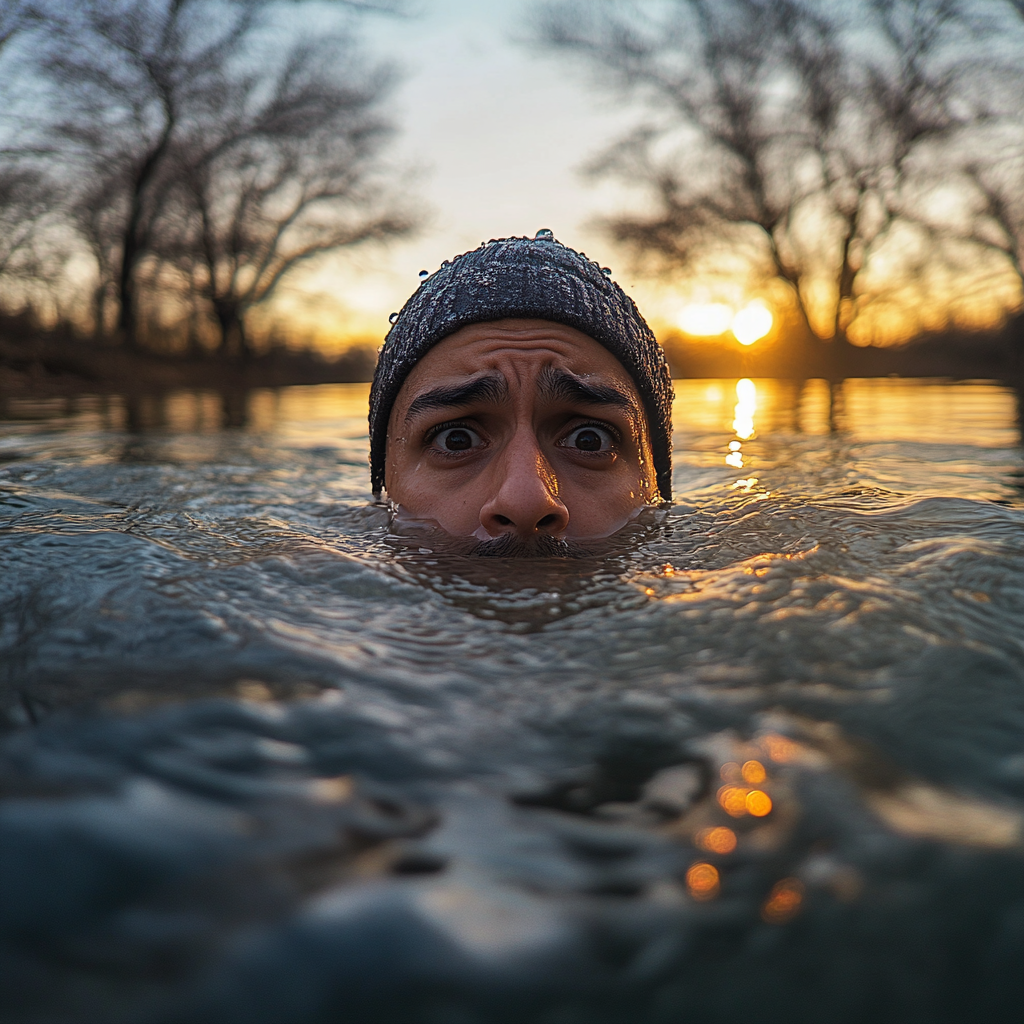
(678, 303, 733, 336)
(731, 302, 773, 345)
(678, 301, 774, 345)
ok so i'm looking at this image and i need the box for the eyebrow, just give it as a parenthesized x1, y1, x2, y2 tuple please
(538, 367, 636, 411)
(405, 374, 509, 421)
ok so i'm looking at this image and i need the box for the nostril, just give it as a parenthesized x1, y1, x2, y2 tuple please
(494, 514, 512, 526)
(537, 513, 561, 529)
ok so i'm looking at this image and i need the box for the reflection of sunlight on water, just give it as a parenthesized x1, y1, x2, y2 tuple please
(696, 826, 737, 854)
(686, 862, 720, 901)
(732, 378, 756, 440)
(727, 378, 757, 466)
(762, 878, 804, 923)
(672, 378, 1018, 447)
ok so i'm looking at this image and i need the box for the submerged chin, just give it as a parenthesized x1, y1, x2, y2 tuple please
(387, 502, 662, 558)
(469, 533, 589, 558)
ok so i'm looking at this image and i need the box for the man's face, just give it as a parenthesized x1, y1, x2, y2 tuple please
(384, 319, 658, 547)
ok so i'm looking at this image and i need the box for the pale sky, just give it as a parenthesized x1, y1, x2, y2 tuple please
(272, 0, 1022, 351)
(279, 0, 663, 349)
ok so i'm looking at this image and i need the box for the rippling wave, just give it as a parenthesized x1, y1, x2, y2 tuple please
(0, 380, 1022, 1022)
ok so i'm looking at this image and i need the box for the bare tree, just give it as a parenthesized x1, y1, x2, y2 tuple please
(960, 1, 1024, 354)
(36, 0, 412, 353)
(0, 1, 61, 317)
(537, 0, 983, 358)
(161, 34, 413, 357)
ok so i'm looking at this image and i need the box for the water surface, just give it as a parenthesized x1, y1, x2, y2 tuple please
(1, 378, 1022, 1023)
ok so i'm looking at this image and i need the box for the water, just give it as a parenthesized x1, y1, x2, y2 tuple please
(1, 378, 1022, 1023)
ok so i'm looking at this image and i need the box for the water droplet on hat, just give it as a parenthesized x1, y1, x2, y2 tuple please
(388, 312, 399, 324)
(418, 270, 428, 280)
(534, 228, 554, 241)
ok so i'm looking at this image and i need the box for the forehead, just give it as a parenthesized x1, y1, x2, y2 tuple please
(397, 318, 636, 397)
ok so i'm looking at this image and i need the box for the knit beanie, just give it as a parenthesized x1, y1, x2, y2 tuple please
(368, 231, 674, 500)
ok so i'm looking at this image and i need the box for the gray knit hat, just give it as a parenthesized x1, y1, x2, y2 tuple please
(368, 231, 674, 499)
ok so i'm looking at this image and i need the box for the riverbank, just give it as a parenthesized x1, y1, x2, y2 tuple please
(0, 337, 377, 397)
(662, 319, 1024, 382)
(3, 322, 1024, 400)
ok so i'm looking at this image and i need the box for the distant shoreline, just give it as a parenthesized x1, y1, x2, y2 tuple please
(0, 339, 378, 398)
(2, 325, 1023, 399)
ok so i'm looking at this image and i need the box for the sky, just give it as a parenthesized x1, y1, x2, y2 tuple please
(271, 0, 1022, 353)
(278, 0, 663, 350)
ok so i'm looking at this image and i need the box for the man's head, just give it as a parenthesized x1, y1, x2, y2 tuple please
(368, 233, 673, 548)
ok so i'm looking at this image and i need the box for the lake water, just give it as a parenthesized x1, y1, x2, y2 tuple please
(1, 378, 1022, 1023)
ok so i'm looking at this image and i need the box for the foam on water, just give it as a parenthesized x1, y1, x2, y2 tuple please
(0, 379, 1022, 1022)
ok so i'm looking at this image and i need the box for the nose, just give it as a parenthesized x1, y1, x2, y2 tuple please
(479, 433, 570, 539)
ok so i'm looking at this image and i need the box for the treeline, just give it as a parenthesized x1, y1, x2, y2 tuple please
(0, 0, 414, 361)
(539, 0, 1024, 366)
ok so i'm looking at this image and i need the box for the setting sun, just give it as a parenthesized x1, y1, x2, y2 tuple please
(678, 301, 773, 345)
(731, 302, 773, 345)
(678, 303, 734, 336)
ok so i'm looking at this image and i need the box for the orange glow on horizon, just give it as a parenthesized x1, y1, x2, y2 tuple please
(676, 301, 774, 345)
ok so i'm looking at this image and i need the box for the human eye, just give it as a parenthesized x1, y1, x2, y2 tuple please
(426, 422, 485, 455)
(558, 423, 618, 454)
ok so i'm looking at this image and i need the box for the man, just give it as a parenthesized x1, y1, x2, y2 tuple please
(368, 231, 674, 554)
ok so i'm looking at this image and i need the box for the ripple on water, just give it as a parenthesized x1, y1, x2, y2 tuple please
(0, 379, 1022, 1021)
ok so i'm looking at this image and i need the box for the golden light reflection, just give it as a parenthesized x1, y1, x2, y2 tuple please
(720, 761, 742, 782)
(731, 302, 773, 345)
(686, 862, 721, 900)
(761, 878, 805, 923)
(718, 785, 751, 817)
(309, 775, 355, 804)
(679, 303, 733, 336)
(759, 733, 801, 764)
(741, 760, 767, 785)
(696, 826, 738, 855)
(746, 790, 773, 817)
(731, 378, 757, 441)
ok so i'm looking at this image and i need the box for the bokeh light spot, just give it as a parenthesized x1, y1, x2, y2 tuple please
(746, 790, 773, 817)
(696, 826, 738, 854)
(686, 862, 721, 900)
(720, 761, 742, 782)
(762, 878, 805, 923)
(760, 733, 800, 763)
(741, 760, 767, 784)
(718, 785, 750, 817)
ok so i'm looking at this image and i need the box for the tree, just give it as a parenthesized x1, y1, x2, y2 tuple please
(536, 0, 984, 361)
(0, 1, 61, 317)
(36, 0, 413, 354)
(959, 1, 1024, 362)
(163, 34, 413, 358)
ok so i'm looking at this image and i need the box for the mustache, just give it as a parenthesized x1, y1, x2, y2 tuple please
(469, 533, 591, 559)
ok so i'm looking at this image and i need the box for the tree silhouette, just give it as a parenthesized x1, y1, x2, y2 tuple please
(35, 0, 412, 355)
(537, 0, 985, 359)
(163, 35, 413, 358)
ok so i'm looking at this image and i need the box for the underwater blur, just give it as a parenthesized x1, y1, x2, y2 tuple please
(1, 378, 1022, 1023)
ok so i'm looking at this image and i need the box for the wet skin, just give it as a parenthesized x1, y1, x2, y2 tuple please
(384, 319, 658, 544)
